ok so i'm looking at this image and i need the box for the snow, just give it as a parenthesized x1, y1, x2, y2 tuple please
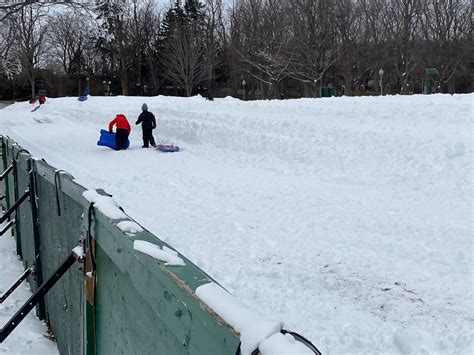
(0, 93, 473, 353)
(82, 189, 127, 220)
(0, 231, 59, 354)
(72, 245, 85, 259)
(196, 282, 283, 355)
(133, 240, 185, 266)
(117, 220, 144, 234)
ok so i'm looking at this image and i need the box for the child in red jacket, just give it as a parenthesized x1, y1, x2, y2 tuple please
(109, 114, 131, 150)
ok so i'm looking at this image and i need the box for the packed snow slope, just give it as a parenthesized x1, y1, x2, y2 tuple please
(0, 94, 472, 354)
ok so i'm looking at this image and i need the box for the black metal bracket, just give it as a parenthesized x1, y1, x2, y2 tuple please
(0, 267, 32, 304)
(280, 329, 322, 355)
(0, 219, 15, 237)
(0, 246, 84, 343)
(14, 149, 30, 161)
(0, 190, 29, 224)
(0, 164, 13, 182)
(54, 170, 73, 216)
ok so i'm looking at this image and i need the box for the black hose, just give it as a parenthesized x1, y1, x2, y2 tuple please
(53, 170, 73, 216)
(235, 329, 322, 355)
(87, 202, 96, 273)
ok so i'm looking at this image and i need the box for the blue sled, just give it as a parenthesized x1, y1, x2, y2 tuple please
(97, 129, 130, 150)
(78, 95, 88, 102)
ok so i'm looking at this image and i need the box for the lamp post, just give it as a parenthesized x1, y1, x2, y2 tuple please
(378, 68, 384, 95)
(242, 79, 246, 100)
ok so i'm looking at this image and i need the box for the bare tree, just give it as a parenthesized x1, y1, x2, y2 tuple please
(380, 0, 423, 94)
(204, 0, 226, 92)
(162, 22, 208, 96)
(230, 0, 294, 98)
(144, 1, 163, 95)
(0, 0, 472, 99)
(287, 0, 339, 96)
(331, 0, 358, 95)
(0, 18, 21, 79)
(160, 0, 208, 97)
(355, 0, 385, 93)
(0, 1, 93, 21)
(48, 12, 92, 95)
(9, 3, 49, 98)
(420, 0, 471, 93)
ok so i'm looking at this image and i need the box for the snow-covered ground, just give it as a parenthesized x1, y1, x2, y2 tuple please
(0, 231, 59, 354)
(0, 94, 472, 354)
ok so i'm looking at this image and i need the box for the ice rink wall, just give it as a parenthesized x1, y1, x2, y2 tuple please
(0, 136, 241, 354)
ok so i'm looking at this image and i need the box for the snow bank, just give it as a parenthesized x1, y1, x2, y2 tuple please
(1, 93, 472, 353)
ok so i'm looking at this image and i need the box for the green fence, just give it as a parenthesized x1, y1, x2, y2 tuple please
(321, 87, 337, 97)
(0, 135, 241, 354)
(34, 159, 85, 354)
(0, 135, 320, 354)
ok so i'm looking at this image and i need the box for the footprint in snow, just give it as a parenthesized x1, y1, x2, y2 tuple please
(33, 118, 52, 124)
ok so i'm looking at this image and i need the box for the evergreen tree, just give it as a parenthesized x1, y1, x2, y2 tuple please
(184, 0, 205, 22)
(158, 1, 185, 49)
(94, 0, 131, 95)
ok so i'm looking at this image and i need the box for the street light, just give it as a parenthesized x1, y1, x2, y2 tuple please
(378, 68, 384, 96)
(242, 79, 246, 100)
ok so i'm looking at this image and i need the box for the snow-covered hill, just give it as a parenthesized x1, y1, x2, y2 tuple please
(0, 93, 472, 354)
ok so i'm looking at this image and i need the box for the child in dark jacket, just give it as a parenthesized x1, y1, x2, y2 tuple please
(109, 114, 131, 150)
(136, 103, 156, 148)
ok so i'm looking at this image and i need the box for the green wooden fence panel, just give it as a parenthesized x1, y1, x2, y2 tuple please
(9, 147, 45, 320)
(89, 204, 240, 355)
(1, 136, 244, 355)
(2, 138, 21, 256)
(0, 137, 7, 212)
(34, 160, 85, 355)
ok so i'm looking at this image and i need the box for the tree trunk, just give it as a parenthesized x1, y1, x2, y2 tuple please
(301, 82, 309, 97)
(343, 70, 353, 96)
(120, 58, 129, 96)
(12, 80, 16, 100)
(29, 74, 35, 98)
(448, 79, 455, 94)
(186, 83, 192, 97)
(147, 60, 160, 95)
(345, 78, 353, 96)
(121, 75, 129, 96)
(77, 77, 82, 97)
